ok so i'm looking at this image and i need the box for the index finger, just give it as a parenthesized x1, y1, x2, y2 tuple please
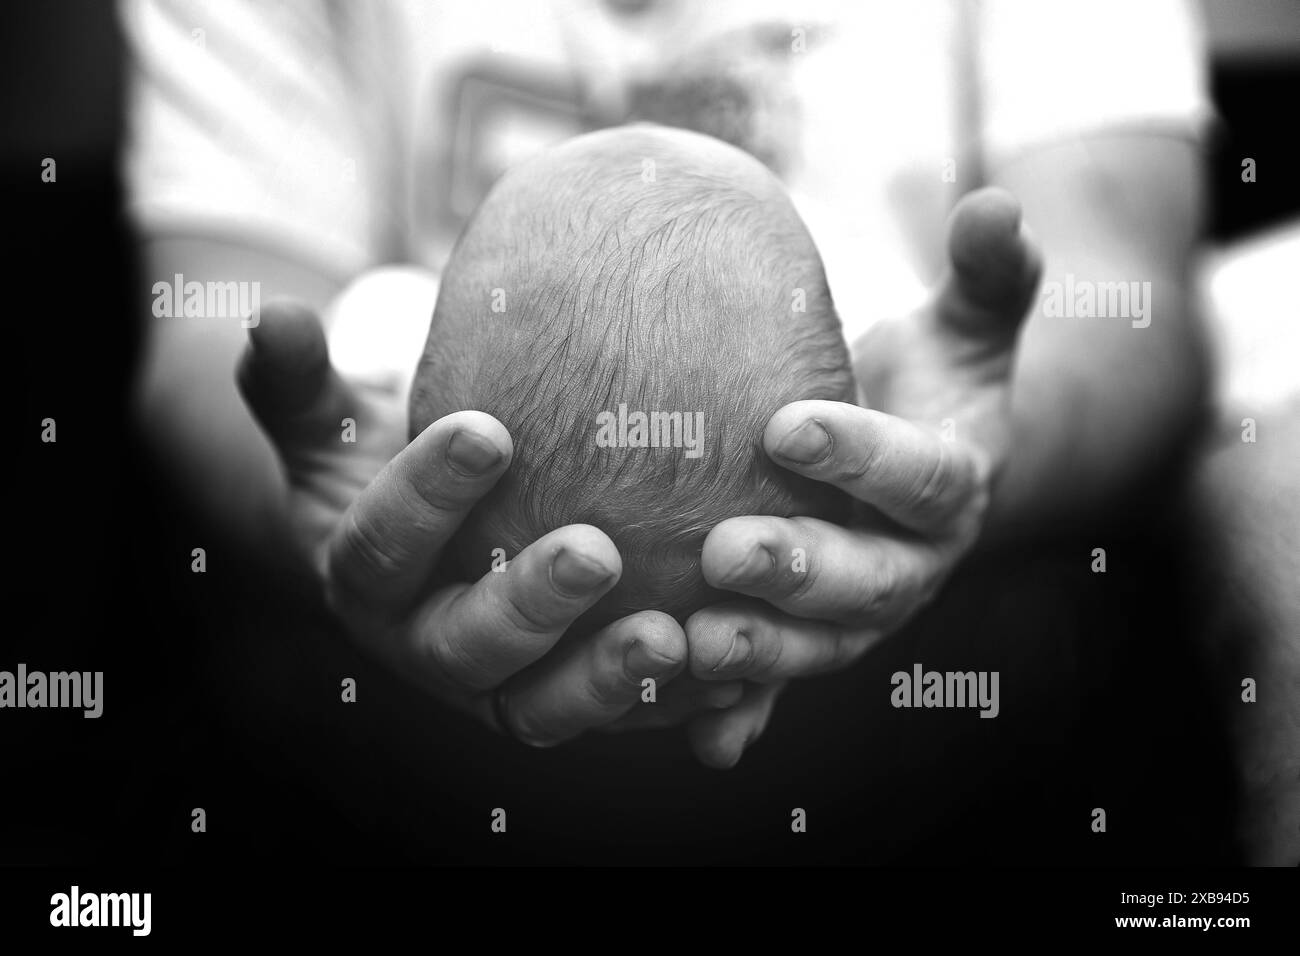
(323, 410, 512, 617)
(764, 400, 982, 534)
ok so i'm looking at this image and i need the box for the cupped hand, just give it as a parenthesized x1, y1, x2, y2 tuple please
(681, 188, 1044, 768)
(236, 302, 741, 747)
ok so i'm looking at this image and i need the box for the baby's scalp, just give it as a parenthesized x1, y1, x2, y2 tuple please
(411, 125, 855, 631)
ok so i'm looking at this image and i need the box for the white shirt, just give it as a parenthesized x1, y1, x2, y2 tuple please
(120, 0, 1210, 365)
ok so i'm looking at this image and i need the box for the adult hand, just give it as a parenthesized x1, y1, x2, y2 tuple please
(681, 188, 1043, 767)
(237, 301, 741, 746)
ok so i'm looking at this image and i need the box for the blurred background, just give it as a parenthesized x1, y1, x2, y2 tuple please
(5, 0, 1298, 865)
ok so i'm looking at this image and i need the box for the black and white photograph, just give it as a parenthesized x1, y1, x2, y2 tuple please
(5, 0, 1298, 939)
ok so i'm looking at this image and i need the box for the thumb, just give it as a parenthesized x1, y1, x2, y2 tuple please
(937, 187, 1043, 340)
(237, 298, 358, 457)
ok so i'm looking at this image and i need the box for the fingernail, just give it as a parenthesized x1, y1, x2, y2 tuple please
(711, 630, 753, 674)
(624, 640, 679, 680)
(550, 548, 614, 596)
(773, 419, 831, 464)
(447, 429, 503, 475)
(717, 543, 775, 587)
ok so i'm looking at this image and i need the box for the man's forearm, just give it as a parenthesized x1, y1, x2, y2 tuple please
(985, 133, 1208, 539)
(987, 262, 1209, 537)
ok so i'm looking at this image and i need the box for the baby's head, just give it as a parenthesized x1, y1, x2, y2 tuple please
(411, 125, 853, 633)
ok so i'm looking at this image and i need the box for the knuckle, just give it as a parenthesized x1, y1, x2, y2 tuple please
(915, 443, 979, 528)
(831, 432, 884, 485)
(908, 444, 954, 513)
(500, 585, 562, 637)
(401, 465, 469, 523)
(851, 572, 900, 624)
(337, 509, 405, 582)
(581, 671, 626, 714)
(788, 548, 824, 604)
(748, 628, 786, 681)
(427, 629, 492, 692)
(830, 633, 871, 671)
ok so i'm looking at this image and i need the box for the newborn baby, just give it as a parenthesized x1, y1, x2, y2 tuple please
(411, 125, 854, 633)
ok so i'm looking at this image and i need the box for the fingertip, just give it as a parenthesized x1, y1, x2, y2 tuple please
(626, 610, 688, 673)
(700, 517, 779, 589)
(763, 400, 817, 440)
(444, 410, 513, 452)
(1017, 220, 1045, 287)
(237, 300, 335, 420)
(947, 188, 1033, 281)
(419, 410, 514, 472)
(606, 610, 688, 683)
(551, 524, 622, 576)
(691, 681, 784, 768)
(247, 298, 328, 369)
(446, 429, 507, 478)
(685, 604, 754, 678)
(531, 525, 622, 600)
(762, 400, 841, 461)
(688, 714, 745, 770)
(949, 187, 1022, 245)
(943, 190, 1042, 333)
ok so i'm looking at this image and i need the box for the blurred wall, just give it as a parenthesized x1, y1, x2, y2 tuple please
(1200, 0, 1300, 60)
